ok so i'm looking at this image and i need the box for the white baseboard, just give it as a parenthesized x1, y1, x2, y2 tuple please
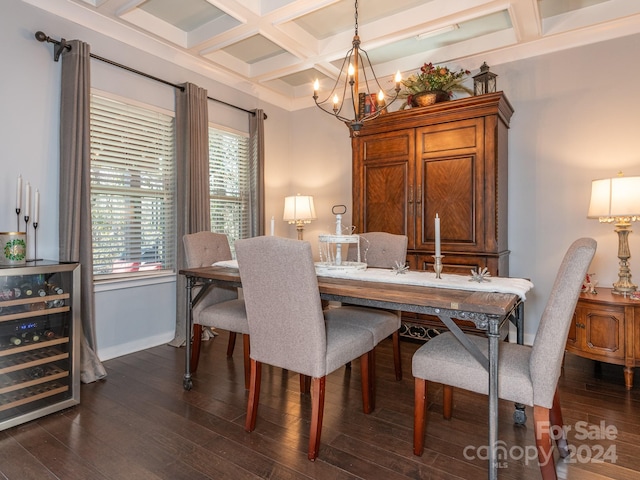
(97, 330, 176, 361)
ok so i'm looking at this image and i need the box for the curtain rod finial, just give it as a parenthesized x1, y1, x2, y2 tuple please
(35, 31, 71, 61)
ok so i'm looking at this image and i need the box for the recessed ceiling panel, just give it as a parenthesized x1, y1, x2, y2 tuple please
(277, 68, 330, 88)
(223, 35, 287, 64)
(138, 0, 225, 31)
(293, 0, 434, 39)
(345, 10, 512, 68)
(538, 0, 610, 19)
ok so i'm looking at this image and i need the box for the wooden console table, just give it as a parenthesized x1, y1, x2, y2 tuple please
(566, 288, 640, 389)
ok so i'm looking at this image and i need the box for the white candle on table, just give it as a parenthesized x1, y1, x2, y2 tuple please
(435, 213, 441, 257)
(270, 216, 275, 236)
(16, 175, 22, 210)
(25, 182, 31, 218)
(34, 189, 40, 224)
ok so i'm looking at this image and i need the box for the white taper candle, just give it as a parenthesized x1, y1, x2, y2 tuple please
(435, 213, 441, 257)
(16, 175, 22, 210)
(25, 182, 31, 218)
(34, 189, 40, 224)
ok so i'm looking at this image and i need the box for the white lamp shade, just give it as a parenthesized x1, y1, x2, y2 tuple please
(588, 176, 640, 218)
(283, 195, 317, 221)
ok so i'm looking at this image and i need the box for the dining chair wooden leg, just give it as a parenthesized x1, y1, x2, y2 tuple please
(242, 334, 251, 390)
(300, 374, 311, 394)
(443, 384, 453, 420)
(308, 376, 326, 461)
(190, 324, 203, 373)
(227, 331, 237, 357)
(360, 350, 374, 414)
(550, 389, 569, 457)
(392, 330, 402, 380)
(533, 405, 557, 480)
(245, 359, 262, 432)
(413, 377, 428, 456)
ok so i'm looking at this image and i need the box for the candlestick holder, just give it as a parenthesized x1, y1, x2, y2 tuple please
(31, 222, 42, 262)
(15, 208, 21, 231)
(24, 215, 33, 262)
(433, 255, 444, 279)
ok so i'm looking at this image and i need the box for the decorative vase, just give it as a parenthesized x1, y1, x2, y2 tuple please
(411, 90, 450, 107)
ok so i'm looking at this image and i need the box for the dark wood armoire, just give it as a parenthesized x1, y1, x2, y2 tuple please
(351, 92, 514, 338)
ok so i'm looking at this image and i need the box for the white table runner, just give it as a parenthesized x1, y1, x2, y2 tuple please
(212, 260, 533, 300)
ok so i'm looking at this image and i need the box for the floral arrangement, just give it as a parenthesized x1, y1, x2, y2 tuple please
(399, 62, 472, 109)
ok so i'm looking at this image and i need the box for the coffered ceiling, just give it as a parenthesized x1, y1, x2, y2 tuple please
(22, 0, 640, 111)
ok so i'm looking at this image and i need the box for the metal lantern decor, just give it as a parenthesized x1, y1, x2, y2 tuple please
(473, 62, 497, 95)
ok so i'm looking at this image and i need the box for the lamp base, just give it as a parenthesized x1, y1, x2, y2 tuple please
(612, 281, 637, 295)
(612, 222, 637, 295)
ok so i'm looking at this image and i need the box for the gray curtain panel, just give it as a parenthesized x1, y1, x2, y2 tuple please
(249, 109, 265, 236)
(59, 40, 107, 383)
(170, 83, 211, 347)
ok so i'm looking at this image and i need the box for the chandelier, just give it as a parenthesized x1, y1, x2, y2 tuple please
(313, 0, 402, 133)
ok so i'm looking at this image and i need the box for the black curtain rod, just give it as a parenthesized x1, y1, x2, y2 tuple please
(35, 31, 267, 120)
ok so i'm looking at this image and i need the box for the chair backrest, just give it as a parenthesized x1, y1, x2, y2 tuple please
(346, 232, 408, 268)
(183, 232, 237, 306)
(530, 237, 596, 408)
(183, 231, 232, 267)
(235, 236, 328, 377)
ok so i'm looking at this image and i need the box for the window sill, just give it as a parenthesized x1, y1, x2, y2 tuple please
(94, 271, 176, 292)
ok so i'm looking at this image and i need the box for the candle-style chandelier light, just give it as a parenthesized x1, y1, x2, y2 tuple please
(313, 0, 402, 133)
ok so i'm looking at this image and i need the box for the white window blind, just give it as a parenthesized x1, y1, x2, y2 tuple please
(90, 94, 176, 277)
(209, 126, 250, 251)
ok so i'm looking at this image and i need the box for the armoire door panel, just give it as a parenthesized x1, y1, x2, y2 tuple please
(363, 162, 410, 237)
(362, 132, 413, 161)
(418, 122, 478, 154)
(420, 156, 476, 248)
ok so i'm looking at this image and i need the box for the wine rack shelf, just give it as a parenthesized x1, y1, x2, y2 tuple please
(0, 261, 80, 430)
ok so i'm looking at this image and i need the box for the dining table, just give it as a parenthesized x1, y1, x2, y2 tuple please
(179, 263, 532, 480)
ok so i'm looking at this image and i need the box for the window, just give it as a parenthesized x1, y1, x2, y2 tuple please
(90, 93, 175, 277)
(208, 126, 251, 251)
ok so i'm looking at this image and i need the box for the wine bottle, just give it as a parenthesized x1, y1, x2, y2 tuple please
(0, 286, 21, 300)
(22, 331, 40, 342)
(28, 302, 46, 312)
(43, 329, 56, 339)
(45, 299, 65, 308)
(46, 283, 64, 295)
(9, 336, 22, 346)
(20, 283, 34, 297)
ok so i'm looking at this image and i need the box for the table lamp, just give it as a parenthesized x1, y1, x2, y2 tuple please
(588, 173, 640, 294)
(283, 194, 316, 240)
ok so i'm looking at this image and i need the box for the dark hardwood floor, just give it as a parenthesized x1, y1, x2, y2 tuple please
(1, 331, 639, 479)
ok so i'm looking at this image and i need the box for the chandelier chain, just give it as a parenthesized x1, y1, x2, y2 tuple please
(354, 0, 359, 36)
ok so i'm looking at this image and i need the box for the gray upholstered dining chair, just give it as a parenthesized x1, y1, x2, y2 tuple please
(183, 232, 250, 389)
(236, 236, 397, 461)
(344, 231, 409, 380)
(412, 237, 596, 480)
